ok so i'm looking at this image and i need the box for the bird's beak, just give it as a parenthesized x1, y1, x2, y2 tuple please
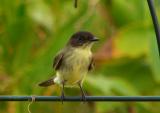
(90, 37, 99, 42)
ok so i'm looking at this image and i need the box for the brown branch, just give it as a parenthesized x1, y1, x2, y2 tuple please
(74, 0, 78, 8)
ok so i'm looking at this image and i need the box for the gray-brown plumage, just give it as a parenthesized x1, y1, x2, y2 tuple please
(38, 31, 98, 102)
(39, 78, 54, 87)
(53, 53, 64, 70)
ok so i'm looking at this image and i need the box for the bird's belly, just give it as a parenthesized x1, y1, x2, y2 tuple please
(55, 53, 90, 86)
(59, 61, 88, 86)
(54, 48, 92, 87)
(62, 69, 87, 85)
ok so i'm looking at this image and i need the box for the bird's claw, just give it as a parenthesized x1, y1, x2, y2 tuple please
(61, 93, 65, 104)
(81, 94, 86, 103)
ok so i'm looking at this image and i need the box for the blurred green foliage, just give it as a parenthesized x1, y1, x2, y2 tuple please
(0, 0, 160, 113)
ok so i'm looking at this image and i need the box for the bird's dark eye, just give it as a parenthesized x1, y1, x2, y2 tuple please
(78, 37, 84, 42)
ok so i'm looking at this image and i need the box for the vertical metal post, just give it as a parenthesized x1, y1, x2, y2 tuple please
(147, 0, 160, 56)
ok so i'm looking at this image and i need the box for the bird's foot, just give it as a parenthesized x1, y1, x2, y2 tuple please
(61, 93, 65, 104)
(81, 93, 86, 103)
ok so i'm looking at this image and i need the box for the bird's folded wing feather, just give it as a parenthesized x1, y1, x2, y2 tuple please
(88, 57, 95, 71)
(53, 52, 64, 70)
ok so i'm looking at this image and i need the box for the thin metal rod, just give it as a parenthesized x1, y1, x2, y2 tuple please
(0, 96, 160, 102)
(147, 0, 160, 56)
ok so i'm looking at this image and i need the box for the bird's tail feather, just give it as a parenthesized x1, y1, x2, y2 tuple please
(38, 78, 55, 87)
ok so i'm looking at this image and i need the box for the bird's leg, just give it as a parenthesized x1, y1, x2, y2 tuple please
(61, 80, 65, 104)
(78, 82, 86, 102)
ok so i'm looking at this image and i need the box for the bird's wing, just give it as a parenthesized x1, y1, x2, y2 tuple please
(53, 52, 64, 70)
(88, 57, 95, 71)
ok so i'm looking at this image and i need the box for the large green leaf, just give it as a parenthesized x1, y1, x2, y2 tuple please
(114, 22, 152, 57)
(109, 0, 149, 27)
(97, 57, 156, 93)
(147, 33, 160, 83)
(85, 75, 138, 95)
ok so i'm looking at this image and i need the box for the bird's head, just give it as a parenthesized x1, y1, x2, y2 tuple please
(68, 31, 99, 49)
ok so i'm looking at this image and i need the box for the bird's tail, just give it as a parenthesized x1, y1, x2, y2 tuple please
(38, 78, 55, 87)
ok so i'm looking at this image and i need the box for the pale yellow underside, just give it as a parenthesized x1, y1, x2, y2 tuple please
(54, 45, 92, 87)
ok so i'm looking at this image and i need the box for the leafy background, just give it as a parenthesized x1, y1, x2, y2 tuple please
(0, 0, 160, 113)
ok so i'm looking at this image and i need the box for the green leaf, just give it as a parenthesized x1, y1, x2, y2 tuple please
(85, 75, 138, 95)
(114, 23, 152, 57)
(147, 33, 160, 83)
(97, 57, 156, 94)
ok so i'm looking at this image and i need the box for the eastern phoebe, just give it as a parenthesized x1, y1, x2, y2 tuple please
(39, 31, 99, 102)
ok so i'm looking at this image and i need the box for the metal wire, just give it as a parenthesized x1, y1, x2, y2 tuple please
(0, 96, 160, 102)
(147, 0, 160, 56)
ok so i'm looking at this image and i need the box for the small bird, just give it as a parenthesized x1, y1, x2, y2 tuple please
(38, 31, 99, 102)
